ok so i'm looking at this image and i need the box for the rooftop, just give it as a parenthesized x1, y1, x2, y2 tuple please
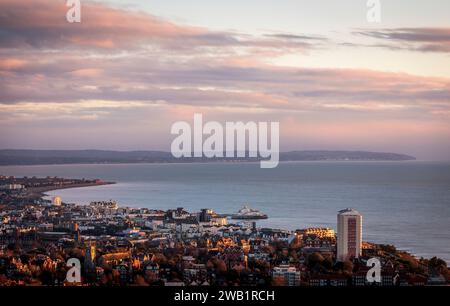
(338, 208, 361, 216)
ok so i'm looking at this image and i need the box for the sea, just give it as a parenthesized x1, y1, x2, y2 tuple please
(1, 161, 449, 263)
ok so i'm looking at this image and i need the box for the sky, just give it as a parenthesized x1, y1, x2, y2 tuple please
(0, 0, 450, 160)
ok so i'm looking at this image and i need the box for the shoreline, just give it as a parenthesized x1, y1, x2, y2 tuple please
(35, 183, 449, 264)
(40, 187, 450, 264)
(5, 173, 448, 265)
(0, 159, 432, 168)
(27, 181, 115, 199)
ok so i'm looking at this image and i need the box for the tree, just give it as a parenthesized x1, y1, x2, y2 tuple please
(429, 257, 447, 273)
(322, 256, 333, 270)
(342, 260, 353, 274)
(307, 252, 324, 269)
(133, 275, 148, 286)
(39, 269, 54, 285)
(216, 259, 227, 273)
(380, 244, 396, 254)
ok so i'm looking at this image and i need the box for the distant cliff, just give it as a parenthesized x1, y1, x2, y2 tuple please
(0, 149, 416, 165)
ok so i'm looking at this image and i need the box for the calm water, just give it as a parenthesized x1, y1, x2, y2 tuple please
(1, 161, 449, 263)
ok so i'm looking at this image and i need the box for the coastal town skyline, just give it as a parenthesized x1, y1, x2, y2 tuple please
(0, 0, 449, 297)
(1, 0, 450, 160)
(1, 174, 448, 287)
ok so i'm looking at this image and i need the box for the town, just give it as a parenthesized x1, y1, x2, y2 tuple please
(0, 175, 448, 286)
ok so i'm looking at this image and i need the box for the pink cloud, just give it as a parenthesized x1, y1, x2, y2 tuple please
(355, 28, 450, 53)
(0, 0, 449, 159)
(0, 0, 204, 49)
(0, 58, 28, 70)
(0, 0, 318, 53)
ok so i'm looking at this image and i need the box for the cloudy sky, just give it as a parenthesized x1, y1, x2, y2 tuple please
(1, 0, 449, 160)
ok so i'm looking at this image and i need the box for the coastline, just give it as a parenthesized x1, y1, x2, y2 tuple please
(27, 181, 115, 199)
(1, 174, 448, 286)
(0, 159, 429, 168)
(40, 186, 448, 266)
(0, 159, 418, 167)
(3, 163, 449, 265)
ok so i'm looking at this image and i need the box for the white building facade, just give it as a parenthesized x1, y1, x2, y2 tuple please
(337, 208, 362, 262)
(272, 265, 301, 286)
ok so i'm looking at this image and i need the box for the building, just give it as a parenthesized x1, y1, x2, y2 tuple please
(199, 209, 212, 222)
(272, 265, 301, 286)
(52, 196, 62, 206)
(337, 208, 362, 262)
(297, 227, 335, 238)
(310, 274, 348, 287)
(85, 243, 96, 271)
(0, 184, 24, 190)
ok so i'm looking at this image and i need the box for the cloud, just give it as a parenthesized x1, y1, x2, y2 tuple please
(1, 52, 449, 119)
(1, 1, 449, 118)
(0, 0, 316, 54)
(264, 33, 327, 41)
(0, 58, 28, 70)
(0, 0, 200, 49)
(354, 28, 450, 53)
(1, 1, 450, 159)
